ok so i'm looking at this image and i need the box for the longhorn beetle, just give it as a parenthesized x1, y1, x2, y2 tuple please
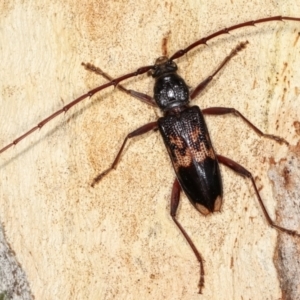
(1, 16, 300, 294)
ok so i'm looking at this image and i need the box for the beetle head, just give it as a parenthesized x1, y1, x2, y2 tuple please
(150, 56, 178, 78)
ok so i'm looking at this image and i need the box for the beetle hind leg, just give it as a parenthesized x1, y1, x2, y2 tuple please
(217, 154, 300, 237)
(170, 179, 205, 294)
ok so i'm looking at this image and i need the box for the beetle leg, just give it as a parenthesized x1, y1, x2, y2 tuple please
(91, 121, 157, 187)
(202, 107, 289, 145)
(216, 154, 300, 237)
(190, 41, 248, 100)
(170, 178, 205, 294)
(82, 62, 157, 107)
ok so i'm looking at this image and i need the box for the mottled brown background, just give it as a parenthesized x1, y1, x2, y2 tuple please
(0, 1, 300, 299)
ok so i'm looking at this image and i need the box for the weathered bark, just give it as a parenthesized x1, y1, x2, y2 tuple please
(0, 1, 300, 299)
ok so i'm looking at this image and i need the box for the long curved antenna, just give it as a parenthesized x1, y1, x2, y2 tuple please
(2, 16, 300, 154)
(0, 65, 154, 154)
(170, 16, 300, 60)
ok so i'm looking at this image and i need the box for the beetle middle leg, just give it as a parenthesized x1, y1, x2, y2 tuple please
(91, 121, 157, 187)
(202, 107, 288, 145)
(170, 178, 205, 294)
(188, 41, 288, 145)
(216, 154, 300, 237)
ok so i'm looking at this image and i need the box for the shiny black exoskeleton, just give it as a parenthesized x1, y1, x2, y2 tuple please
(151, 56, 222, 215)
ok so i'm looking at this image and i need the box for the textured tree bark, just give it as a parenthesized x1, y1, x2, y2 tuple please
(0, 1, 300, 299)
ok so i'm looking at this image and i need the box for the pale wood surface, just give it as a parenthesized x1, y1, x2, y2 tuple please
(0, 1, 300, 299)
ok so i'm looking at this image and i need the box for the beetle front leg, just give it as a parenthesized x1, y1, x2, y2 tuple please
(216, 154, 300, 237)
(170, 179, 205, 294)
(91, 121, 157, 187)
(82, 62, 157, 107)
(190, 42, 248, 100)
(202, 107, 289, 145)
